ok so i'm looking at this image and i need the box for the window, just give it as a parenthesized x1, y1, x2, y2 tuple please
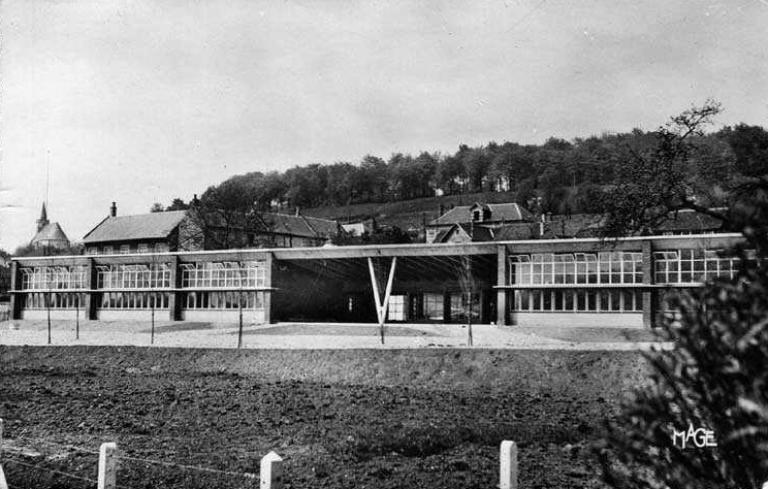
(137, 243, 149, 254)
(449, 292, 480, 323)
(423, 293, 444, 320)
(97, 264, 171, 289)
(387, 295, 406, 321)
(104, 246, 114, 254)
(120, 244, 130, 254)
(20, 266, 88, 290)
(511, 289, 643, 312)
(180, 261, 266, 289)
(511, 253, 642, 285)
(654, 249, 739, 283)
(101, 292, 170, 309)
(24, 292, 85, 309)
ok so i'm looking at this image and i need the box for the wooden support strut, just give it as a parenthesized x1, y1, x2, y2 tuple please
(367, 257, 397, 344)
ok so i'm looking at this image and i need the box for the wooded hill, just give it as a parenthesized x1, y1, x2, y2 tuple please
(160, 123, 768, 227)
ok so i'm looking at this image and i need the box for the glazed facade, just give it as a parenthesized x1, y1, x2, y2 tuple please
(10, 233, 743, 328)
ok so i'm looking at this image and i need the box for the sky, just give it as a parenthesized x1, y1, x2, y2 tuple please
(1, 0, 767, 251)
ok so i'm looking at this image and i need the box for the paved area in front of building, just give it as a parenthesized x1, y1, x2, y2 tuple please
(0, 319, 669, 350)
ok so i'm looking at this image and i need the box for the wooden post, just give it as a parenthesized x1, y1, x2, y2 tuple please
(260, 451, 283, 489)
(500, 440, 518, 489)
(98, 442, 118, 489)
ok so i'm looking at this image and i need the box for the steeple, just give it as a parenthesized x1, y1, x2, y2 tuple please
(37, 202, 49, 232)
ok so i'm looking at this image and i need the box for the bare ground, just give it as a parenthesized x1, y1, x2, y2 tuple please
(0, 346, 648, 489)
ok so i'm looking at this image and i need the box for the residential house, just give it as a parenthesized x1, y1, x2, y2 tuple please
(426, 202, 532, 243)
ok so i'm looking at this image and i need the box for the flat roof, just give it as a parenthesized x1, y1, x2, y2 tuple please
(11, 233, 744, 265)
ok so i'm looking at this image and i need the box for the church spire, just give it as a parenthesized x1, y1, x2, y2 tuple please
(37, 202, 49, 232)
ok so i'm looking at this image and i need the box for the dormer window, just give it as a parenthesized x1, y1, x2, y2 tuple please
(473, 210, 481, 222)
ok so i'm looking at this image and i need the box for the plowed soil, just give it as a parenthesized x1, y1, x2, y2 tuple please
(0, 346, 647, 489)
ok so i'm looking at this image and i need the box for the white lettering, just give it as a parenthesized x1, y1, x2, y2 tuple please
(671, 424, 717, 449)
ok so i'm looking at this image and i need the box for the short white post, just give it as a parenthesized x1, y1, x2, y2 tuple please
(98, 442, 118, 489)
(0, 419, 6, 489)
(500, 440, 518, 489)
(260, 451, 283, 489)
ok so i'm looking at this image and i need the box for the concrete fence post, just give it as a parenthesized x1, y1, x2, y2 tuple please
(500, 440, 518, 489)
(0, 418, 6, 489)
(260, 451, 283, 489)
(98, 442, 118, 489)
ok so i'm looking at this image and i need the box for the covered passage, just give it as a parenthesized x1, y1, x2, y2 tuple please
(270, 244, 499, 325)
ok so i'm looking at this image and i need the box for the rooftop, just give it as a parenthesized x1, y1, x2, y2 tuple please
(83, 211, 188, 243)
(430, 202, 532, 226)
(30, 222, 70, 245)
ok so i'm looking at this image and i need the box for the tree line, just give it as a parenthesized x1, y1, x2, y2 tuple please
(156, 122, 768, 217)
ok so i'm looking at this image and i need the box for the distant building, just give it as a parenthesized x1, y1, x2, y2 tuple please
(83, 203, 202, 255)
(30, 203, 70, 251)
(426, 202, 532, 243)
(82, 202, 340, 254)
(431, 223, 495, 243)
(256, 212, 341, 248)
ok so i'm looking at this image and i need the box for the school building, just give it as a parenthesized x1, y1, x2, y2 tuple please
(8, 233, 743, 328)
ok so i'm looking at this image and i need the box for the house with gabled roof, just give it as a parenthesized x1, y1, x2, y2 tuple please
(426, 202, 532, 243)
(82, 203, 201, 255)
(82, 202, 341, 254)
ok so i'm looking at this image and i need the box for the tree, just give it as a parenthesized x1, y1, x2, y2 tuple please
(150, 202, 165, 213)
(166, 198, 190, 211)
(13, 243, 84, 257)
(198, 176, 258, 249)
(601, 100, 727, 237)
(595, 102, 768, 488)
(358, 155, 389, 202)
(720, 123, 768, 178)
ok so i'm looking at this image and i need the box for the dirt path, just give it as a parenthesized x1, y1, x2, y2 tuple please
(1, 320, 668, 351)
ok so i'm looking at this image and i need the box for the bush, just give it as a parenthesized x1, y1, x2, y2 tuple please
(596, 253, 768, 488)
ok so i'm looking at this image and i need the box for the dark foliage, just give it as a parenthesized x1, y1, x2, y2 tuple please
(13, 243, 84, 257)
(168, 112, 766, 218)
(596, 101, 768, 488)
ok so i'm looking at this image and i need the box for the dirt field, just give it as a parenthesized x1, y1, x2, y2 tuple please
(0, 346, 648, 488)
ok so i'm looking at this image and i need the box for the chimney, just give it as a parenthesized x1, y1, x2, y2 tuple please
(110, 202, 117, 217)
(438, 204, 445, 216)
(295, 207, 300, 217)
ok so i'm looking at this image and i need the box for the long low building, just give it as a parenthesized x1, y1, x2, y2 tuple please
(8, 233, 743, 328)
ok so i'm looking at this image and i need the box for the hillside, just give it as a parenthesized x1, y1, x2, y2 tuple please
(301, 190, 519, 231)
